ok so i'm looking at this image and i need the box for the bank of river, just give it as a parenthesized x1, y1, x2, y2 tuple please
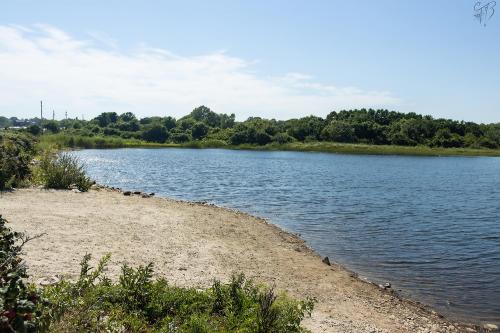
(0, 189, 484, 333)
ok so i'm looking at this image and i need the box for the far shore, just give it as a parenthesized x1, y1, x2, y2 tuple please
(39, 133, 500, 157)
(0, 188, 487, 333)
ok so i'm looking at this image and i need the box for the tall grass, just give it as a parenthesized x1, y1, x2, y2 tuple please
(39, 133, 135, 150)
(39, 133, 500, 157)
(38, 152, 93, 191)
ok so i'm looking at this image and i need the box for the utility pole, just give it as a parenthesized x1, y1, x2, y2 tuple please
(65, 111, 68, 120)
(52, 110, 55, 121)
(40, 101, 43, 122)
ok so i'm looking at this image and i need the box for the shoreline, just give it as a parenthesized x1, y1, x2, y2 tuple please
(39, 134, 500, 157)
(0, 187, 491, 333)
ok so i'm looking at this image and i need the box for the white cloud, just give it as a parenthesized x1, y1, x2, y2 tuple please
(0, 24, 400, 120)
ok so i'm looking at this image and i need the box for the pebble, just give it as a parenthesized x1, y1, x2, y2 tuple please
(484, 323, 499, 331)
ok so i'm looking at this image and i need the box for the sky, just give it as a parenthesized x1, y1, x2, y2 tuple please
(0, 1, 499, 123)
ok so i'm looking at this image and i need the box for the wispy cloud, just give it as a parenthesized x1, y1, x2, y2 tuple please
(0, 24, 400, 120)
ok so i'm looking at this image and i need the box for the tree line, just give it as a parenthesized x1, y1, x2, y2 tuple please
(4, 106, 500, 149)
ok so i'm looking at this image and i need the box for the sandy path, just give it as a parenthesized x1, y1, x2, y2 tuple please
(0, 189, 476, 333)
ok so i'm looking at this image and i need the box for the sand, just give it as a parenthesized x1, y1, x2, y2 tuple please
(0, 188, 479, 333)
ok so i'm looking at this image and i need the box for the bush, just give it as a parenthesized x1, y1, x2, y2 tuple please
(40, 255, 314, 333)
(27, 124, 42, 136)
(191, 122, 209, 140)
(38, 153, 93, 191)
(272, 132, 295, 144)
(42, 120, 60, 134)
(0, 132, 35, 190)
(171, 132, 191, 143)
(0, 215, 41, 333)
(142, 124, 168, 143)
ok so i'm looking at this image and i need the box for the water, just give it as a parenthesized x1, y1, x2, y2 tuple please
(73, 148, 500, 324)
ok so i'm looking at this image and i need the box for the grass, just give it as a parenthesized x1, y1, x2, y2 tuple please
(39, 133, 500, 157)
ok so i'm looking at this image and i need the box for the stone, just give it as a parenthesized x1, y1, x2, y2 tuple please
(141, 193, 151, 198)
(384, 282, 391, 289)
(149, 192, 155, 196)
(484, 324, 499, 331)
(133, 191, 142, 195)
(38, 276, 60, 286)
(123, 191, 132, 196)
(322, 256, 331, 265)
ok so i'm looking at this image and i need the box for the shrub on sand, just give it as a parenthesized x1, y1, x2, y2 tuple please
(38, 153, 93, 192)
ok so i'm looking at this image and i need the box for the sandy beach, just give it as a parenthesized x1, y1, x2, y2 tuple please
(0, 188, 480, 333)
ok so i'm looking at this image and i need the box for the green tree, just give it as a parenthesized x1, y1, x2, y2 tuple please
(287, 116, 325, 141)
(171, 132, 191, 143)
(142, 125, 168, 143)
(94, 112, 118, 127)
(27, 124, 42, 135)
(189, 105, 220, 127)
(191, 122, 209, 140)
(42, 120, 60, 133)
(321, 121, 355, 142)
(163, 116, 176, 130)
(0, 116, 11, 128)
(119, 112, 137, 122)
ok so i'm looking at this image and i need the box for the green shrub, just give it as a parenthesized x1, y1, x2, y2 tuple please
(39, 153, 93, 191)
(0, 215, 42, 333)
(39, 255, 314, 333)
(272, 132, 295, 144)
(0, 132, 35, 190)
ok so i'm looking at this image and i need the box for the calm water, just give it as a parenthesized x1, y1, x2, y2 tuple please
(73, 148, 500, 324)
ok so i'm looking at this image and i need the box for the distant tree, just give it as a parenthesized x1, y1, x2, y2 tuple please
(119, 112, 137, 122)
(170, 132, 191, 143)
(163, 116, 176, 130)
(191, 122, 209, 140)
(27, 124, 42, 135)
(103, 127, 121, 136)
(139, 117, 162, 125)
(176, 118, 196, 131)
(253, 130, 272, 145)
(118, 119, 140, 132)
(94, 112, 118, 127)
(430, 128, 464, 148)
(229, 125, 249, 145)
(287, 116, 325, 141)
(43, 120, 60, 133)
(272, 132, 295, 144)
(142, 125, 168, 143)
(189, 106, 220, 127)
(0, 116, 10, 128)
(220, 113, 236, 129)
(321, 121, 355, 142)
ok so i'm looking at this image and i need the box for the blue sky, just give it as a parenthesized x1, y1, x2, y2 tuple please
(1, 1, 499, 122)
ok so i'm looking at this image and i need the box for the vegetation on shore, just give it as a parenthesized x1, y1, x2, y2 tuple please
(1, 214, 314, 332)
(4, 107, 500, 156)
(0, 131, 93, 191)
